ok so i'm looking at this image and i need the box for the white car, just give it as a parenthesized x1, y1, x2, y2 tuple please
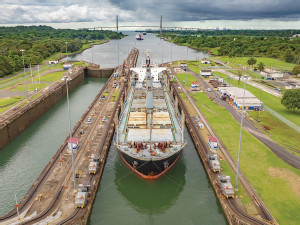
(207, 88, 212, 92)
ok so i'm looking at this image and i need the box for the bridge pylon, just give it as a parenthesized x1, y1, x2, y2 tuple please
(160, 15, 162, 34)
(116, 15, 119, 33)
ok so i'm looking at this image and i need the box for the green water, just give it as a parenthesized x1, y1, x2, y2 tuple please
(88, 130, 227, 225)
(0, 78, 107, 216)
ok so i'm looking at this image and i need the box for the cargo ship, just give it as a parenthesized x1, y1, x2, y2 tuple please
(115, 50, 185, 179)
(136, 34, 143, 40)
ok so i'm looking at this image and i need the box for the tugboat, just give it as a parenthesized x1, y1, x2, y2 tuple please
(115, 50, 185, 179)
(136, 34, 143, 40)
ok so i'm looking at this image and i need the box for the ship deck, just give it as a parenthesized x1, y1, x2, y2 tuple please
(116, 77, 183, 160)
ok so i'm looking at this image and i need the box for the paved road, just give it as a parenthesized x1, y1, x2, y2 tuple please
(210, 58, 282, 97)
(188, 69, 300, 170)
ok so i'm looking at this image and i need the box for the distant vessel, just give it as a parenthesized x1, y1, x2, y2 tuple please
(143, 32, 147, 35)
(136, 34, 143, 40)
(115, 50, 185, 179)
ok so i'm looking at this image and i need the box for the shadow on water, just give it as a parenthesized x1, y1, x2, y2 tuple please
(88, 127, 227, 225)
(114, 151, 186, 215)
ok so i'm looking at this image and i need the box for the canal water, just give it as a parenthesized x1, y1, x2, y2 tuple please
(0, 78, 107, 216)
(70, 32, 207, 68)
(0, 32, 226, 224)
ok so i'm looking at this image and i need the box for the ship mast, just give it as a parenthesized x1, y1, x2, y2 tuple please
(145, 50, 153, 150)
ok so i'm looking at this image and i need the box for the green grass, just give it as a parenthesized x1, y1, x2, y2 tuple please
(190, 92, 300, 225)
(33, 71, 65, 82)
(248, 111, 300, 156)
(212, 56, 295, 71)
(0, 96, 25, 113)
(176, 72, 197, 87)
(228, 69, 262, 79)
(213, 71, 300, 127)
(10, 83, 49, 92)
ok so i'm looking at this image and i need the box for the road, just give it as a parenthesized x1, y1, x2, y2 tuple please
(188, 69, 300, 170)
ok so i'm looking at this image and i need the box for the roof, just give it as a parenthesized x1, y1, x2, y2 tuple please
(191, 82, 200, 85)
(68, 138, 79, 143)
(218, 87, 256, 98)
(208, 137, 218, 142)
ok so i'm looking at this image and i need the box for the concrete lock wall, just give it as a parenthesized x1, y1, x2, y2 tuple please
(0, 67, 114, 151)
(85, 68, 115, 78)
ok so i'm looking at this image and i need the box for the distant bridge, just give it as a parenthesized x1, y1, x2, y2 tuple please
(87, 15, 201, 33)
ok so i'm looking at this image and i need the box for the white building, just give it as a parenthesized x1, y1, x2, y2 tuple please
(261, 69, 283, 80)
(48, 60, 59, 64)
(218, 86, 262, 110)
(200, 70, 212, 77)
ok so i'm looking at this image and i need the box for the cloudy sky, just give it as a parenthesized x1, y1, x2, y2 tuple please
(1, 0, 300, 27)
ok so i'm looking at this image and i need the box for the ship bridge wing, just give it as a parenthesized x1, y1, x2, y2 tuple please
(151, 67, 166, 82)
(130, 68, 147, 82)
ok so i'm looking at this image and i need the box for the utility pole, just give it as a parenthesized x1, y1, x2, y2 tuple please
(185, 48, 188, 100)
(61, 76, 76, 191)
(65, 42, 68, 61)
(20, 49, 28, 101)
(235, 77, 247, 190)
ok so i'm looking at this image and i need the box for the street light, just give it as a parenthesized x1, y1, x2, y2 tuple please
(20, 49, 28, 101)
(235, 76, 247, 190)
(61, 76, 76, 190)
(65, 42, 68, 61)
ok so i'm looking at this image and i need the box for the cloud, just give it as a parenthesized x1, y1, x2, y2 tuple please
(0, 0, 300, 24)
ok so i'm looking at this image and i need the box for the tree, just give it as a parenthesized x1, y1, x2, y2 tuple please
(284, 50, 294, 63)
(281, 89, 300, 112)
(292, 65, 300, 75)
(247, 57, 257, 69)
(257, 62, 265, 72)
(237, 66, 244, 84)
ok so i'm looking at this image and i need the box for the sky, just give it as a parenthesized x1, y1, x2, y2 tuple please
(1, 0, 300, 29)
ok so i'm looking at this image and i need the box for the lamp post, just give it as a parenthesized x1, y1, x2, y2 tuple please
(185, 48, 188, 100)
(65, 42, 68, 61)
(235, 76, 247, 190)
(61, 76, 76, 190)
(20, 49, 28, 101)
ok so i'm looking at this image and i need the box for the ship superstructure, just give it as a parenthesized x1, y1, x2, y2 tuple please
(115, 50, 185, 179)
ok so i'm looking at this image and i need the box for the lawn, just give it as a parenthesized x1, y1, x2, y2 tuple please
(10, 83, 49, 92)
(33, 71, 65, 82)
(213, 71, 300, 127)
(0, 96, 25, 113)
(212, 56, 295, 71)
(190, 92, 300, 225)
(176, 72, 197, 88)
(228, 69, 262, 79)
(248, 111, 300, 156)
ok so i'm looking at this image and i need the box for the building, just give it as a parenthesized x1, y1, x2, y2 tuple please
(200, 70, 212, 78)
(208, 137, 218, 149)
(48, 60, 59, 64)
(260, 69, 283, 80)
(218, 86, 262, 110)
(68, 138, 79, 150)
(191, 82, 200, 88)
(201, 59, 210, 64)
(63, 63, 73, 70)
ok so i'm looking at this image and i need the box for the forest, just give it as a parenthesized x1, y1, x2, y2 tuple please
(159, 31, 300, 66)
(0, 26, 123, 77)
